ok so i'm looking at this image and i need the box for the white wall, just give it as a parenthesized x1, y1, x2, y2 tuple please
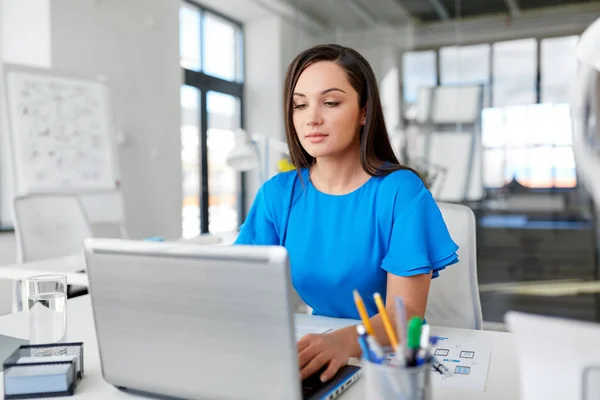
(1, 0, 51, 67)
(244, 16, 284, 212)
(0, 0, 52, 228)
(243, 16, 318, 212)
(0, 0, 14, 316)
(49, 0, 182, 239)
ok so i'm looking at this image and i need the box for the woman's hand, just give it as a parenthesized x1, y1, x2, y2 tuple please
(297, 332, 352, 382)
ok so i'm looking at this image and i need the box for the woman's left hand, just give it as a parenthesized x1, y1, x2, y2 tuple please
(297, 332, 351, 382)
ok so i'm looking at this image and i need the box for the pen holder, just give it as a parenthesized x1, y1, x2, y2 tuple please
(363, 358, 432, 400)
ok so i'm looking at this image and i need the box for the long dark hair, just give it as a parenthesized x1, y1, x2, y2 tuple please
(283, 44, 419, 178)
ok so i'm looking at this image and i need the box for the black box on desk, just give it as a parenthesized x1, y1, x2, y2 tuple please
(3, 342, 84, 399)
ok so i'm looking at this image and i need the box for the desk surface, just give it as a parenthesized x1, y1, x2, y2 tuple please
(0, 296, 521, 399)
(0, 254, 88, 286)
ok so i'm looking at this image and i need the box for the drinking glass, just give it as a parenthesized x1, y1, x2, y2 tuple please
(27, 274, 68, 346)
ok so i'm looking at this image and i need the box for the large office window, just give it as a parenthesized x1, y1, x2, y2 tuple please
(440, 44, 491, 107)
(492, 39, 537, 107)
(541, 36, 579, 104)
(481, 37, 577, 189)
(402, 51, 437, 105)
(403, 35, 578, 191)
(179, 2, 244, 237)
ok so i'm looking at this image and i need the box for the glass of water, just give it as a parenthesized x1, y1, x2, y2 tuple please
(27, 274, 67, 345)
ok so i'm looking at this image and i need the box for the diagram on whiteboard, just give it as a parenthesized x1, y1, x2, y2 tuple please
(4, 67, 117, 194)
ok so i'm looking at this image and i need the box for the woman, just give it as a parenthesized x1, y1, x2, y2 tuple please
(235, 44, 458, 383)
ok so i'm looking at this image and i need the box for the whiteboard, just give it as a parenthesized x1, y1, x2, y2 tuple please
(432, 86, 482, 124)
(3, 64, 117, 195)
(415, 85, 483, 124)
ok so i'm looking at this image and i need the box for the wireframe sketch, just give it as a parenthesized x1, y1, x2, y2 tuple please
(6, 69, 116, 194)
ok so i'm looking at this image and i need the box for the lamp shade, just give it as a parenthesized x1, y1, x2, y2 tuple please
(226, 129, 259, 171)
(576, 17, 600, 71)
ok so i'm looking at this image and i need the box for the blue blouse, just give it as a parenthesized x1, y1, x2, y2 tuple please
(234, 168, 459, 320)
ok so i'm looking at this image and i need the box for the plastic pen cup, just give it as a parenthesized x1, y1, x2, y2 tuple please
(363, 358, 432, 400)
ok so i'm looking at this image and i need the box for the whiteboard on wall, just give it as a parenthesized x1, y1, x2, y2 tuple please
(432, 86, 482, 124)
(3, 64, 118, 196)
(415, 85, 483, 124)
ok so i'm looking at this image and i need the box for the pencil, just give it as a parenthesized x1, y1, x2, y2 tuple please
(373, 292, 398, 350)
(353, 290, 375, 336)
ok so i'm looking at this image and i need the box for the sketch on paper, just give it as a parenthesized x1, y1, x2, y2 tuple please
(5, 69, 116, 194)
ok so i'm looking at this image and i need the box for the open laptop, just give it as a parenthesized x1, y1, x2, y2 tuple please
(83, 238, 360, 400)
(505, 311, 600, 400)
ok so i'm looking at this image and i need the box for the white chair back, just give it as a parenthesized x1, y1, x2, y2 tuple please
(425, 202, 483, 330)
(78, 190, 128, 239)
(13, 194, 93, 262)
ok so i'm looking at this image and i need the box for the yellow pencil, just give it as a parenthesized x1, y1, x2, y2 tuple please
(353, 290, 375, 336)
(373, 292, 398, 350)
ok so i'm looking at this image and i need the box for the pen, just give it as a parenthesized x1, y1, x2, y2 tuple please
(356, 325, 373, 362)
(353, 290, 375, 336)
(373, 292, 398, 350)
(430, 357, 452, 377)
(416, 324, 431, 366)
(356, 324, 384, 364)
(365, 334, 385, 363)
(405, 316, 422, 367)
(394, 296, 407, 347)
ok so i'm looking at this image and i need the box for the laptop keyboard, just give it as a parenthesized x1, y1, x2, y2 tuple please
(301, 366, 329, 397)
(301, 365, 360, 400)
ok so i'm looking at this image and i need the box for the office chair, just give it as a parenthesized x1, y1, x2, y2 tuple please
(13, 194, 93, 263)
(425, 202, 484, 330)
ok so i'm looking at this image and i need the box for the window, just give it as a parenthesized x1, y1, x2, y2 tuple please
(440, 44, 490, 106)
(206, 91, 241, 233)
(180, 85, 201, 238)
(179, 4, 201, 71)
(541, 36, 579, 104)
(492, 39, 537, 107)
(402, 35, 578, 191)
(179, 3, 244, 237)
(402, 51, 437, 105)
(482, 104, 576, 188)
(203, 13, 243, 82)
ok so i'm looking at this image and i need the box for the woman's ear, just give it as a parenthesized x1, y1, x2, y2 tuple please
(361, 108, 367, 125)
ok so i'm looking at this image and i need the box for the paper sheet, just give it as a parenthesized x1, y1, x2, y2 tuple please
(293, 314, 335, 341)
(295, 326, 332, 341)
(429, 333, 492, 392)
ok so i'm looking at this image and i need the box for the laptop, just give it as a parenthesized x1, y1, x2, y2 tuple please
(83, 238, 360, 400)
(505, 311, 600, 400)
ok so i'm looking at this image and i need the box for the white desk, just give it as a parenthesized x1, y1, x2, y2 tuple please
(0, 296, 521, 399)
(0, 231, 239, 289)
(0, 254, 88, 287)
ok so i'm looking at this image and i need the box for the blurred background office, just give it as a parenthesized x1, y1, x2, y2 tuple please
(1, 0, 600, 329)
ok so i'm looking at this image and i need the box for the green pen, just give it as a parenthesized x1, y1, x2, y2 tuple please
(405, 316, 423, 367)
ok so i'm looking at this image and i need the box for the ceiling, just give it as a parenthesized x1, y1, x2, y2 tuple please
(283, 0, 599, 30)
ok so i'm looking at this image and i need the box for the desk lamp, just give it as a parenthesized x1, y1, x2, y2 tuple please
(226, 129, 291, 183)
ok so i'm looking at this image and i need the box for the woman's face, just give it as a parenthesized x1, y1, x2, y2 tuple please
(292, 61, 365, 160)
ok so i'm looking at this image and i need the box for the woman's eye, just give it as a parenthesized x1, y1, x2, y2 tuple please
(324, 101, 340, 107)
(293, 104, 307, 110)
